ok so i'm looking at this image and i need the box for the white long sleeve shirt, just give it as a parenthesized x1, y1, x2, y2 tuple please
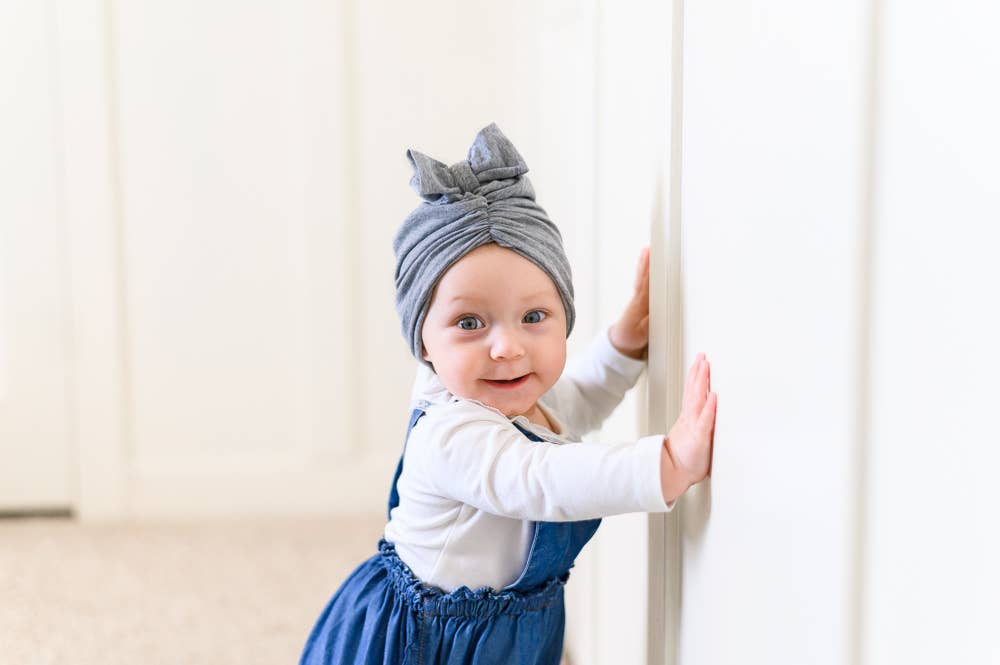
(382, 326, 673, 593)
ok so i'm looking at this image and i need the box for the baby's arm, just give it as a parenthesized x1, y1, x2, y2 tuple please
(412, 403, 669, 521)
(411, 359, 715, 522)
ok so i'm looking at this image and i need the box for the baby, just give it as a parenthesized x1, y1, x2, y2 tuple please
(299, 123, 716, 665)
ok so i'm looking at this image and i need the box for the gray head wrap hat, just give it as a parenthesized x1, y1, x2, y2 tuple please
(393, 122, 575, 367)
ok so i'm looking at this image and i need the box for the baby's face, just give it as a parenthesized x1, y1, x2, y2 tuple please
(421, 243, 567, 418)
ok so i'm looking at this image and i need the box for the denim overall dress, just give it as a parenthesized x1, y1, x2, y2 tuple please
(299, 407, 602, 665)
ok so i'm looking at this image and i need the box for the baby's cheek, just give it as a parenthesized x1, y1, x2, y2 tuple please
(452, 356, 481, 386)
(539, 354, 565, 388)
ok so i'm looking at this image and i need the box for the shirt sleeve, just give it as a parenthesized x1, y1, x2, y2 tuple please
(409, 401, 674, 522)
(539, 325, 648, 436)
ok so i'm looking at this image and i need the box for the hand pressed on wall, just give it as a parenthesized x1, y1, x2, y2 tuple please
(660, 353, 717, 503)
(608, 246, 651, 360)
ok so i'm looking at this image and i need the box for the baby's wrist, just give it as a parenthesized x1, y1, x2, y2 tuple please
(660, 437, 691, 503)
(607, 324, 647, 360)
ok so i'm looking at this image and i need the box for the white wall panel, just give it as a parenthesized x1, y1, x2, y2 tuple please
(674, 1, 870, 662)
(865, 2, 1000, 663)
(0, 0, 75, 509)
(45, 0, 393, 519)
(113, 1, 348, 466)
(108, 0, 392, 516)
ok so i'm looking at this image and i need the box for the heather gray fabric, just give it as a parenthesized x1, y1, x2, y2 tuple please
(393, 122, 575, 368)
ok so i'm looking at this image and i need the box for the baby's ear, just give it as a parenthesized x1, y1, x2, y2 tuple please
(421, 347, 437, 373)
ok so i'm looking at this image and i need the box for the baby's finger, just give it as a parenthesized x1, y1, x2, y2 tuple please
(682, 355, 703, 411)
(626, 282, 649, 316)
(634, 247, 650, 293)
(697, 391, 718, 437)
(690, 358, 710, 414)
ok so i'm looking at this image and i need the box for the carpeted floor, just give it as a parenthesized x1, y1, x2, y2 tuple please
(0, 514, 387, 664)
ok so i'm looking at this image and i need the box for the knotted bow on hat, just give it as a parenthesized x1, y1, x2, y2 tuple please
(393, 122, 576, 368)
(406, 127, 529, 203)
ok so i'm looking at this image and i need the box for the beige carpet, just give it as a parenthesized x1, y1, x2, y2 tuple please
(0, 514, 387, 664)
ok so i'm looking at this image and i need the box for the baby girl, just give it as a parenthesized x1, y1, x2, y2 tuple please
(299, 122, 716, 665)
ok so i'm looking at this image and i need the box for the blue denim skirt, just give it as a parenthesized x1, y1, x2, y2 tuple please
(299, 538, 568, 665)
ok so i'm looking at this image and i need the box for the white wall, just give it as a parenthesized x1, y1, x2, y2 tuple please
(864, 2, 1000, 662)
(667, 1, 1000, 664)
(671, 1, 870, 661)
(0, 0, 75, 510)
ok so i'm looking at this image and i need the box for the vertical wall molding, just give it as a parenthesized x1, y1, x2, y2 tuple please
(650, 1, 686, 663)
(851, 0, 881, 662)
(53, 0, 129, 520)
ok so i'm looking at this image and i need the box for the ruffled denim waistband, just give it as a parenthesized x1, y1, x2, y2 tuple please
(376, 538, 567, 618)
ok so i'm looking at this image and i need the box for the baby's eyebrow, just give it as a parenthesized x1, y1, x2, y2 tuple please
(519, 290, 556, 301)
(446, 291, 554, 306)
(444, 295, 481, 306)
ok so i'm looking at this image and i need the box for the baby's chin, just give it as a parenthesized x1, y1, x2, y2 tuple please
(477, 386, 557, 419)
(484, 401, 537, 420)
(443, 381, 550, 417)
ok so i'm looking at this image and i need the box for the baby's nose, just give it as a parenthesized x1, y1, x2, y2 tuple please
(490, 328, 526, 361)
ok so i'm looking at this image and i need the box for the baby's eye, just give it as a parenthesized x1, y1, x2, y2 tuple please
(523, 310, 547, 324)
(457, 316, 484, 331)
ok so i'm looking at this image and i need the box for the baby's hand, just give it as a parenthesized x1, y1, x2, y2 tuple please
(660, 353, 717, 503)
(608, 246, 650, 359)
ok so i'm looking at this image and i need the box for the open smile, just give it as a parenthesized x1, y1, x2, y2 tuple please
(483, 374, 531, 389)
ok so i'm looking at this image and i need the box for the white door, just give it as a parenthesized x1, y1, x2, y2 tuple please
(0, 0, 75, 512)
(59, 0, 388, 520)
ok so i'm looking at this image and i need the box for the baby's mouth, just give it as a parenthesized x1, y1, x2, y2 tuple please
(484, 374, 530, 388)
